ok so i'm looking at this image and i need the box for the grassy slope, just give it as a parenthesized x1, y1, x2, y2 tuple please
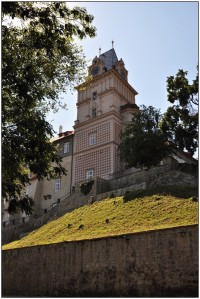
(3, 193, 198, 250)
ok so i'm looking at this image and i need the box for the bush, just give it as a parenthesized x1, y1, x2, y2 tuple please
(79, 180, 94, 195)
(78, 224, 84, 230)
(109, 192, 116, 198)
(191, 196, 198, 202)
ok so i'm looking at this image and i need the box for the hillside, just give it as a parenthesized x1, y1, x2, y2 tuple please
(3, 189, 198, 250)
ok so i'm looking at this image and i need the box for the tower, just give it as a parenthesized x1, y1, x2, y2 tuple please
(73, 48, 139, 185)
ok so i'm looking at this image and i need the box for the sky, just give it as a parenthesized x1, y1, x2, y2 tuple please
(47, 1, 198, 135)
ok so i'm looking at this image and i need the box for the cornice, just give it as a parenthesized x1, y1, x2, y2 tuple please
(76, 98, 90, 107)
(77, 86, 136, 108)
(76, 69, 138, 95)
(73, 110, 121, 130)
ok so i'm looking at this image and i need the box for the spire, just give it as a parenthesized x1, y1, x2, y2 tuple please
(99, 48, 118, 70)
(99, 47, 101, 56)
(112, 40, 114, 49)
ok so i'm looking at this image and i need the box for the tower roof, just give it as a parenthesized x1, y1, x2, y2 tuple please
(99, 48, 118, 70)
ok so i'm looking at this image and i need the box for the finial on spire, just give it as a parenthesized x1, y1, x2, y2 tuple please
(99, 47, 101, 56)
(112, 40, 114, 49)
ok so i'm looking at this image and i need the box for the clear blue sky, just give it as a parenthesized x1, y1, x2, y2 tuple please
(47, 1, 198, 134)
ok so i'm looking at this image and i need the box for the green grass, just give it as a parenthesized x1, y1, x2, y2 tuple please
(3, 191, 198, 250)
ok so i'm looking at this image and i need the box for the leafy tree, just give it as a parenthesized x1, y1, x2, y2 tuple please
(2, 2, 96, 214)
(160, 68, 198, 156)
(119, 106, 172, 169)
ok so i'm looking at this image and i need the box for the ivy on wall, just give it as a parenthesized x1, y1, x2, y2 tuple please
(79, 180, 94, 195)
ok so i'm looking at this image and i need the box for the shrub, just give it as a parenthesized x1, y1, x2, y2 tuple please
(79, 180, 94, 195)
(191, 196, 198, 202)
(78, 224, 84, 230)
(109, 192, 116, 198)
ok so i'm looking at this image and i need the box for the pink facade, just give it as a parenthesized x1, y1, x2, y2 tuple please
(73, 48, 139, 185)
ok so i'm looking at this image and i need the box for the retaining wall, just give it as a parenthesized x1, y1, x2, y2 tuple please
(2, 225, 198, 297)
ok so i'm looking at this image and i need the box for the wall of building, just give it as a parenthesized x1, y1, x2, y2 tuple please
(38, 157, 72, 210)
(2, 225, 198, 297)
(73, 113, 123, 184)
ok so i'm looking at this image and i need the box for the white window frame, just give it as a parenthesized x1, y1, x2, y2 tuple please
(89, 133, 96, 146)
(64, 142, 70, 154)
(86, 170, 93, 179)
(55, 179, 61, 192)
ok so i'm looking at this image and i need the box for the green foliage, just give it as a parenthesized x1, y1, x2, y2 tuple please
(78, 224, 84, 230)
(2, 2, 96, 213)
(119, 105, 172, 169)
(123, 185, 198, 203)
(160, 68, 198, 156)
(79, 180, 94, 195)
(7, 196, 34, 215)
(191, 196, 198, 202)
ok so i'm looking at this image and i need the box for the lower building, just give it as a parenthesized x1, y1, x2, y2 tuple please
(2, 129, 74, 225)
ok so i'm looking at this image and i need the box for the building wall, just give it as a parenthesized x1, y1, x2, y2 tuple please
(77, 73, 136, 121)
(75, 120, 111, 152)
(33, 134, 74, 213)
(73, 113, 123, 184)
(2, 225, 198, 297)
(38, 157, 72, 210)
(2, 133, 74, 222)
(73, 63, 138, 186)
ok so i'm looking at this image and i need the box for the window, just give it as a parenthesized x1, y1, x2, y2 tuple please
(64, 142, 70, 153)
(55, 179, 61, 192)
(89, 133, 96, 145)
(92, 91, 97, 100)
(86, 170, 93, 179)
(92, 108, 97, 118)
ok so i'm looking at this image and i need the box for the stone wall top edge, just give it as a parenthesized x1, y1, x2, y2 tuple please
(3, 224, 198, 253)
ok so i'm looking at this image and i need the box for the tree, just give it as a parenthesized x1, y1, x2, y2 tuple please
(119, 106, 172, 169)
(160, 67, 198, 156)
(2, 2, 96, 214)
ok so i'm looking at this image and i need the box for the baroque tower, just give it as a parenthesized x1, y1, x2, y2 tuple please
(72, 48, 139, 185)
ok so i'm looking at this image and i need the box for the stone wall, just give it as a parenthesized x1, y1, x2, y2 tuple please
(96, 164, 198, 195)
(2, 225, 198, 297)
(96, 168, 198, 201)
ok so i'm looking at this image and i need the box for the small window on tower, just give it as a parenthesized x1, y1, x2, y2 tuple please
(86, 170, 93, 179)
(89, 133, 96, 145)
(92, 108, 97, 118)
(93, 92, 97, 100)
